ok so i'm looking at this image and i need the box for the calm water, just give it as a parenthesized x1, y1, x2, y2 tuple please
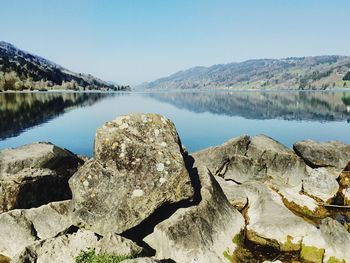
(1, 90, 350, 156)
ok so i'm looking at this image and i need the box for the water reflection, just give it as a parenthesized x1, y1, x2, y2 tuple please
(150, 91, 350, 122)
(0, 91, 350, 156)
(0, 92, 113, 139)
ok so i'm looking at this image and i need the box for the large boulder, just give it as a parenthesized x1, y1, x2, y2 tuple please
(144, 171, 245, 263)
(293, 140, 350, 171)
(241, 182, 316, 251)
(0, 201, 72, 259)
(69, 113, 195, 235)
(301, 218, 350, 263)
(193, 135, 331, 218)
(193, 135, 308, 187)
(0, 142, 82, 213)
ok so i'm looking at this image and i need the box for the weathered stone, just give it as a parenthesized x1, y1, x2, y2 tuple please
(302, 218, 350, 263)
(193, 134, 328, 218)
(342, 188, 350, 206)
(144, 171, 245, 263)
(303, 167, 339, 203)
(0, 201, 72, 259)
(96, 233, 144, 256)
(246, 135, 307, 187)
(0, 142, 82, 213)
(193, 135, 308, 187)
(274, 183, 327, 219)
(14, 229, 98, 263)
(69, 113, 194, 235)
(0, 142, 80, 175)
(192, 135, 250, 178)
(214, 175, 247, 210)
(241, 182, 315, 251)
(293, 140, 350, 170)
(14, 229, 145, 263)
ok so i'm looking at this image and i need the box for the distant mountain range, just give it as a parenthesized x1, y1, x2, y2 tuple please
(142, 56, 350, 90)
(0, 41, 130, 91)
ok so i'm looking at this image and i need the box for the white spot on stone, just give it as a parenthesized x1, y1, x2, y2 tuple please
(158, 151, 163, 155)
(160, 142, 167, 147)
(166, 160, 171, 165)
(132, 189, 144, 197)
(156, 163, 165, 172)
(149, 138, 154, 142)
(83, 181, 89, 187)
(154, 129, 160, 137)
(141, 115, 148, 123)
(159, 177, 166, 185)
(119, 153, 125, 158)
(120, 143, 126, 152)
(120, 123, 129, 129)
(161, 117, 167, 124)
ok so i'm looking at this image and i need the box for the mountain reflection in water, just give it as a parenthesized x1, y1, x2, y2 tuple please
(149, 91, 350, 122)
(0, 92, 112, 139)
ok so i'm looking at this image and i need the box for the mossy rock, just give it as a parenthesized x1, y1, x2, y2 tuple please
(280, 235, 301, 251)
(0, 255, 10, 263)
(300, 245, 324, 263)
(232, 233, 244, 245)
(327, 256, 346, 263)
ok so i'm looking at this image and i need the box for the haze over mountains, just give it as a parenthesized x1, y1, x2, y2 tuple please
(0, 41, 130, 91)
(142, 56, 350, 90)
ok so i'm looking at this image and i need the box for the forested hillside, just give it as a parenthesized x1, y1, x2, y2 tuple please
(143, 56, 350, 90)
(0, 41, 130, 91)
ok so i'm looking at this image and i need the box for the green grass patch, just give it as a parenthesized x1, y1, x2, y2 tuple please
(76, 249, 133, 263)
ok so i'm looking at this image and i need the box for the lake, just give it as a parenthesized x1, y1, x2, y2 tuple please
(1, 90, 350, 157)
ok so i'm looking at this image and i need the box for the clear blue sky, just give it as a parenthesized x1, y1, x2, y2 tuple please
(1, 0, 349, 84)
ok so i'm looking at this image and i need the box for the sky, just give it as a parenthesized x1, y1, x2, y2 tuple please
(1, 0, 350, 85)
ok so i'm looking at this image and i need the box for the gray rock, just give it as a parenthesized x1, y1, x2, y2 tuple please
(302, 218, 350, 263)
(0, 201, 72, 259)
(0, 142, 82, 213)
(293, 139, 350, 170)
(214, 175, 248, 210)
(246, 135, 307, 187)
(193, 135, 329, 217)
(241, 182, 315, 251)
(0, 142, 80, 175)
(303, 167, 339, 202)
(144, 171, 245, 263)
(192, 135, 250, 178)
(96, 233, 144, 256)
(193, 135, 307, 187)
(14, 229, 144, 263)
(14, 229, 99, 263)
(69, 113, 194, 235)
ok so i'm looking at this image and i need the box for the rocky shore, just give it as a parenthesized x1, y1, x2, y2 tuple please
(1, 113, 350, 263)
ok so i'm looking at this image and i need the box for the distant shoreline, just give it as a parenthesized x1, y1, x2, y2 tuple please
(1, 87, 350, 94)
